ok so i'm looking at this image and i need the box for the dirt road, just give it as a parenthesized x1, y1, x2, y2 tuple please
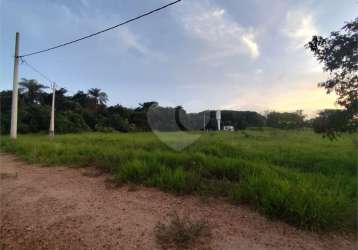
(0, 154, 356, 249)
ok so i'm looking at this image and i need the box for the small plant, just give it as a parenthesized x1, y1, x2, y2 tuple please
(127, 182, 139, 192)
(155, 212, 210, 249)
(104, 176, 123, 189)
(81, 167, 103, 177)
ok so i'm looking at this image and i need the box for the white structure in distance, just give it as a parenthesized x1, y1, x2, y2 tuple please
(216, 110, 221, 131)
(223, 125, 235, 131)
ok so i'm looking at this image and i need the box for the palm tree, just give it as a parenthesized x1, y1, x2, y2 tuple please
(55, 88, 67, 97)
(87, 88, 108, 105)
(19, 78, 48, 104)
(72, 91, 90, 107)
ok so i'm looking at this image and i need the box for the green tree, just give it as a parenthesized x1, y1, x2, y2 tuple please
(19, 78, 48, 104)
(19, 105, 50, 133)
(106, 114, 129, 132)
(136, 101, 159, 111)
(266, 111, 305, 129)
(88, 88, 108, 105)
(312, 109, 353, 139)
(306, 18, 358, 133)
(0, 91, 14, 133)
(72, 91, 90, 108)
(56, 111, 90, 133)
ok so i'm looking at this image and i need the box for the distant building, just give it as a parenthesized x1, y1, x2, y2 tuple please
(223, 125, 234, 131)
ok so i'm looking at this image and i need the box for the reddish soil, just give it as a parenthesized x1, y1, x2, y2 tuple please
(0, 153, 356, 249)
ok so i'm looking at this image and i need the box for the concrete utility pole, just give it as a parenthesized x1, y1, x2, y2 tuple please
(49, 83, 56, 138)
(216, 110, 221, 131)
(10, 32, 20, 139)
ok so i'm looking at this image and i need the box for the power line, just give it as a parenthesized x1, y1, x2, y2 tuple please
(20, 58, 86, 95)
(20, 58, 54, 87)
(19, 0, 182, 58)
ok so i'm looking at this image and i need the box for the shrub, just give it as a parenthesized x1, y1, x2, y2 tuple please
(155, 212, 210, 249)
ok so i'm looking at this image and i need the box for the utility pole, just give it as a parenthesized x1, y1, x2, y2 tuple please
(49, 83, 56, 138)
(10, 32, 20, 139)
(216, 110, 221, 131)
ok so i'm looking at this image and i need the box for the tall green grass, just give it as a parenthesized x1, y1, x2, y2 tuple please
(0, 129, 356, 231)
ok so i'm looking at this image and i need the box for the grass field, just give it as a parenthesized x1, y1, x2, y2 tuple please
(1, 129, 357, 231)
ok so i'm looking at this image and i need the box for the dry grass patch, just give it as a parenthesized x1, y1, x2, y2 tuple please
(104, 176, 124, 189)
(155, 212, 211, 249)
(81, 167, 103, 177)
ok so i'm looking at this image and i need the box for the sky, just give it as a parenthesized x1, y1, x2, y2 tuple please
(1, 0, 357, 117)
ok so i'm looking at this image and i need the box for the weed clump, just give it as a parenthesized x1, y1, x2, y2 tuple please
(81, 167, 103, 177)
(155, 212, 210, 249)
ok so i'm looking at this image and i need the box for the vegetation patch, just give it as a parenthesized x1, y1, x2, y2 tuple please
(0, 130, 356, 231)
(155, 212, 210, 249)
(81, 167, 103, 177)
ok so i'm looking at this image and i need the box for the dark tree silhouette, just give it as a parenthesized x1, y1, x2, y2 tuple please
(306, 17, 357, 133)
(72, 91, 90, 107)
(88, 88, 108, 105)
(1, 79, 344, 135)
(312, 109, 352, 139)
(136, 101, 159, 111)
(19, 78, 48, 104)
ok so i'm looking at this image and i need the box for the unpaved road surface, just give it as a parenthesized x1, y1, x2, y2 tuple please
(0, 154, 356, 249)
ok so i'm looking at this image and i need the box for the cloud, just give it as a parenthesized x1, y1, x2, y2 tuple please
(55, 6, 164, 61)
(80, 0, 89, 8)
(212, 8, 225, 17)
(175, 1, 260, 60)
(42, 1, 159, 59)
(116, 28, 166, 61)
(116, 27, 152, 55)
(241, 33, 259, 58)
(283, 10, 317, 49)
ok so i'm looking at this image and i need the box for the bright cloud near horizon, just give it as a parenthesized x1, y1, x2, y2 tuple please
(1, 0, 357, 117)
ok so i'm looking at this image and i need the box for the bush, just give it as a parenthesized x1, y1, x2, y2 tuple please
(56, 111, 90, 133)
(266, 111, 305, 129)
(106, 114, 129, 132)
(94, 125, 116, 133)
(155, 212, 210, 249)
(312, 109, 356, 138)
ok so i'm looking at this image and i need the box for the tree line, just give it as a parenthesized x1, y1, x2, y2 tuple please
(1, 17, 356, 137)
(1, 18, 357, 137)
(0, 78, 352, 135)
